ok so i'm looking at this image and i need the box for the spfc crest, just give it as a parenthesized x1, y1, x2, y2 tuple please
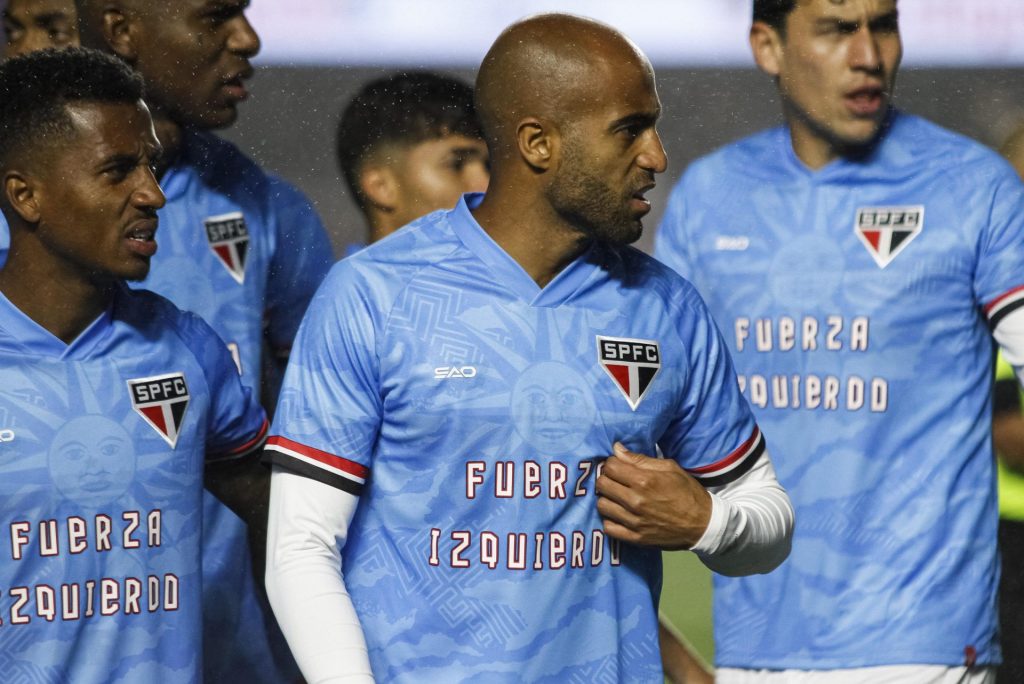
(128, 373, 190, 448)
(597, 336, 661, 411)
(854, 205, 923, 269)
(205, 212, 249, 284)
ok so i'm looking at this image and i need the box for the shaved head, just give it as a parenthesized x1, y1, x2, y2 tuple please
(475, 13, 653, 158)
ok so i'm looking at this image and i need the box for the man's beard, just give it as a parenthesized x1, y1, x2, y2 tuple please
(546, 147, 643, 246)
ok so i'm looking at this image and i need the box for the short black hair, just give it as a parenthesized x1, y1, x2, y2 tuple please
(753, 0, 797, 31)
(337, 71, 482, 209)
(0, 46, 144, 168)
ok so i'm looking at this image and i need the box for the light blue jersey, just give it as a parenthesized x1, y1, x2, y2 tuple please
(137, 131, 331, 682)
(0, 286, 266, 683)
(655, 111, 1024, 669)
(266, 194, 764, 682)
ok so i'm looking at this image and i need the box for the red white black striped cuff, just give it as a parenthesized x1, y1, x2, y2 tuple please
(263, 435, 369, 496)
(209, 418, 269, 463)
(985, 285, 1024, 330)
(686, 426, 765, 488)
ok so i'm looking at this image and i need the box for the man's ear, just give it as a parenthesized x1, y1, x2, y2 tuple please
(3, 171, 42, 225)
(103, 5, 139, 63)
(750, 20, 784, 78)
(358, 165, 400, 213)
(515, 117, 558, 172)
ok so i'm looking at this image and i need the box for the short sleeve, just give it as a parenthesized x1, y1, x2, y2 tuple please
(264, 176, 335, 352)
(177, 310, 268, 461)
(263, 264, 383, 496)
(974, 160, 1024, 329)
(658, 288, 764, 488)
(653, 177, 696, 281)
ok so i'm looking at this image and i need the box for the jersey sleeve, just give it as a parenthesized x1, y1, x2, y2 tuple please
(263, 264, 382, 496)
(264, 176, 335, 355)
(177, 309, 268, 462)
(975, 160, 1024, 329)
(653, 175, 697, 281)
(658, 286, 764, 488)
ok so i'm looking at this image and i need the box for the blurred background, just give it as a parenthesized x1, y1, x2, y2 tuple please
(220, 0, 1024, 661)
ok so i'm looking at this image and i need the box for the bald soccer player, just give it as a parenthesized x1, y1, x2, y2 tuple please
(70, 1, 334, 681)
(264, 14, 793, 682)
(2, 0, 77, 58)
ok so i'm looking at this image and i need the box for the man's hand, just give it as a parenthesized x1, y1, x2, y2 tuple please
(596, 443, 712, 550)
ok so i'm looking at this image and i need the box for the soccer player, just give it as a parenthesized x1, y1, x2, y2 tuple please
(264, 13, 794, 682)
(2, 0, 78, 59)
(0, 47, 267, 682)
(337, 71, 489, 248)
(650, 0, 1024, 681)
(70, 1, 334, 680)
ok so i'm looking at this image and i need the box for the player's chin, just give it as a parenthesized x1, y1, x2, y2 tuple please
(192, 102, 240, 130)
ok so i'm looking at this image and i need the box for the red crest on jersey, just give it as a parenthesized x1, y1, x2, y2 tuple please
(854, 205, 924, 269)
(597, 335, 661, 411)
(205, 211, 249, 284)
(128, 373, 190, 448)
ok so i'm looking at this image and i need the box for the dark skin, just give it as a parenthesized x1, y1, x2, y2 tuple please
(2, 0, 78, 58)
(0, 100, 163, 342)
(77, 0, 259, 175)
(0, 99, 264, 530)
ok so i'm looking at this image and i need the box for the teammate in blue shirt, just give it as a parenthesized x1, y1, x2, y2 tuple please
(70, 1, 334, 680)
(337, 71, 489, 249)
(0, 47, 267, 683)
(652, 1, 1024, 681)
(265, 14, 794, 682)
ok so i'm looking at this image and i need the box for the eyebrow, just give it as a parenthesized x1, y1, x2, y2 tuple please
(609, 111, 661, 131)
(33, 11, 73, 25)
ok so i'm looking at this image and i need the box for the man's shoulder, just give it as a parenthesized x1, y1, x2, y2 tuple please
(686, 126, 787, 183)
(604, 243, 704, 310)
(321, 211, 462, 300)
(182, 131, 270, 192)
(892, 111, 1011, 172)
(114, 287, 218, 347)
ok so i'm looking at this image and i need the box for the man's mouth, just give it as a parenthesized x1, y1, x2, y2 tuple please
(125, 221, 158, 257)
(844, 86, 886, 116)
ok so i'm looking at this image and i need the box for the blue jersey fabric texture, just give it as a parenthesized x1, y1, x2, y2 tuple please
(655, 111, 1024, 670)
(0, 286, 266, 683)
(267, 193, 764, 682)
(136, 131, 330, 681)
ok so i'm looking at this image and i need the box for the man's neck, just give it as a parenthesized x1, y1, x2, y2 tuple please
(471, 185, 590, 289)
(152, 110, 184, 179)
(0, 245, 114, 344)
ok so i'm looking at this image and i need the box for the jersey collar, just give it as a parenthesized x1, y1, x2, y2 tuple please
(448, 193, 602, 308)
(781, 108, 907, 183)
(0, 288, 114, 359)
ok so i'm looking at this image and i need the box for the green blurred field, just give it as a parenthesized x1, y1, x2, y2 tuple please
(660, 551, 715, 663)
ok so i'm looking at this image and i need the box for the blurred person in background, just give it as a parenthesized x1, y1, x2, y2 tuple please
(336, 70, 488, 251)
(649, 0, 1024, 681)
(2, 0, 77, 59)
(72, 0, 335, 681)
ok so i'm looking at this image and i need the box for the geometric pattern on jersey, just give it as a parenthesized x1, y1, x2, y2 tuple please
(269, 193, 762, 681)
(118, 131, 327, 683)
(204, 211, 249, 284)
(0, 286, 265, 684)
(655, 110, 1024, 670)
(853, 205, 923, 269)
